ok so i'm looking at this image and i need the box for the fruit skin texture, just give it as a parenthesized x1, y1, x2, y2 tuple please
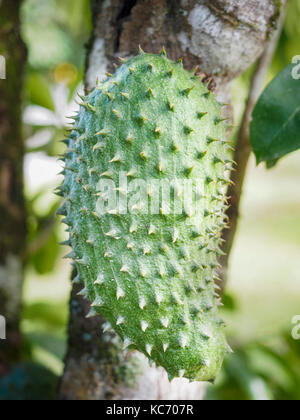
(59, 51, 232, 382)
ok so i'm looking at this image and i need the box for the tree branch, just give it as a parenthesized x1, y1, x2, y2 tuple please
(0, 0, 27, 376)
(219, 0, 287, 289)
(86, 0, 280, 90)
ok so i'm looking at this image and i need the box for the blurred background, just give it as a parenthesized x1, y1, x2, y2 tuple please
(0, 0, 299, 400)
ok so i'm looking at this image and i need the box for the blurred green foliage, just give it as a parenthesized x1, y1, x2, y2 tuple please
(207, 333, 300, 400)
(0, 362, 58, 401)
(6, 0, 300, 400)
(21, 0, 91, 276)
(22, 0, 91, 70)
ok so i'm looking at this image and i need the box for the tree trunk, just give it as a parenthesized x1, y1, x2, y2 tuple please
(59, 0, 282, 400)
(0, 0, 27, 378)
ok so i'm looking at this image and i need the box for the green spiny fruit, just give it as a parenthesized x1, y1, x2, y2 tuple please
(58, 49, 233, 382)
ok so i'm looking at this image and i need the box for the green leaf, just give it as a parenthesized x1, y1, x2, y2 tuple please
(222, 292, 238, 312)
(23, 302, 68, 330)
(265, 158, 279, 169)
(31, 230, 59, 275)
(26, 73, 55, 111)
(250, 64, 300, 166)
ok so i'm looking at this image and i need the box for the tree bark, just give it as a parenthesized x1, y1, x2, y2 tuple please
(59, 0, 282, 400)
(0, 0, 27, 378)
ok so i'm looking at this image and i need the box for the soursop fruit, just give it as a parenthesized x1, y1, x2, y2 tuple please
(58, 49, 233, 382)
